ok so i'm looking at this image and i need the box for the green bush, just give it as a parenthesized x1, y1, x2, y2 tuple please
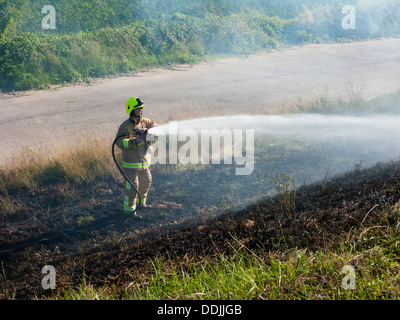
(1, 1, 400, 91)
(0, 13, 288, 90)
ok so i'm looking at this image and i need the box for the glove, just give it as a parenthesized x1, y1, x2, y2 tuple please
(135, 129, 148, 144)
(135, 134, 144, 144)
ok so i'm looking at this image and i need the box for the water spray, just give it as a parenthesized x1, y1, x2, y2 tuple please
(147, 113, 400, 204)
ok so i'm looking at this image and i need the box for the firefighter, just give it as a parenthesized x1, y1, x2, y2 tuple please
(115, 97, 158, 218)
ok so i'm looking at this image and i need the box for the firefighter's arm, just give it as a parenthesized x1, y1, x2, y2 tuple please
(147, 119, 159, 129)
(115, 127, 137, 150)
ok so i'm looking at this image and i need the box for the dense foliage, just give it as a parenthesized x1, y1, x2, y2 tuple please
(1, 0, 339, 33)
(1, 0, 399, 90)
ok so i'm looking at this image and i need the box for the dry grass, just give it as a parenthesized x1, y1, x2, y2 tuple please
(0, 134, 120, 192)
(1, 89, 400, 300)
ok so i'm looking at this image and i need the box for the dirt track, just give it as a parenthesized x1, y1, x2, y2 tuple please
(1, 38, 400, 167)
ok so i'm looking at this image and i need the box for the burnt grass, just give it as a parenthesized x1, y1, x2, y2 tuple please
(1, 160, 400, 299)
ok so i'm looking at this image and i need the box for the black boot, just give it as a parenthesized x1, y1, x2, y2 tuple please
(132, 212, 143, 219)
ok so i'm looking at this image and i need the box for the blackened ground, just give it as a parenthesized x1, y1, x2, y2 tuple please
(1, 160, 399, 299)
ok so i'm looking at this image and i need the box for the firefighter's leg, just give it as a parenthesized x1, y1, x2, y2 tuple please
(137, 167, 152, 206)
(123, 169, 139, 213)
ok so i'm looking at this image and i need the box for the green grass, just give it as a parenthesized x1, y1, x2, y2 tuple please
(57, 204, 400, 300)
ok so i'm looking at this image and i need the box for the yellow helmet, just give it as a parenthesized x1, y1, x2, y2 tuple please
(126, 97, 144, 114)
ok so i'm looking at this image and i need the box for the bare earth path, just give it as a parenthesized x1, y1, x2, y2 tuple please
(1, 38, 400, 167)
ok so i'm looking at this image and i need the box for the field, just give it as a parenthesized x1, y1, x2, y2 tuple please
(1, 0, 400, 304)
(1, 91, 400, 300)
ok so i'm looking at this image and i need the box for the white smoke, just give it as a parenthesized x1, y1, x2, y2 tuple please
(356, 0, 397, 10)
(148, 113, 400, 210)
